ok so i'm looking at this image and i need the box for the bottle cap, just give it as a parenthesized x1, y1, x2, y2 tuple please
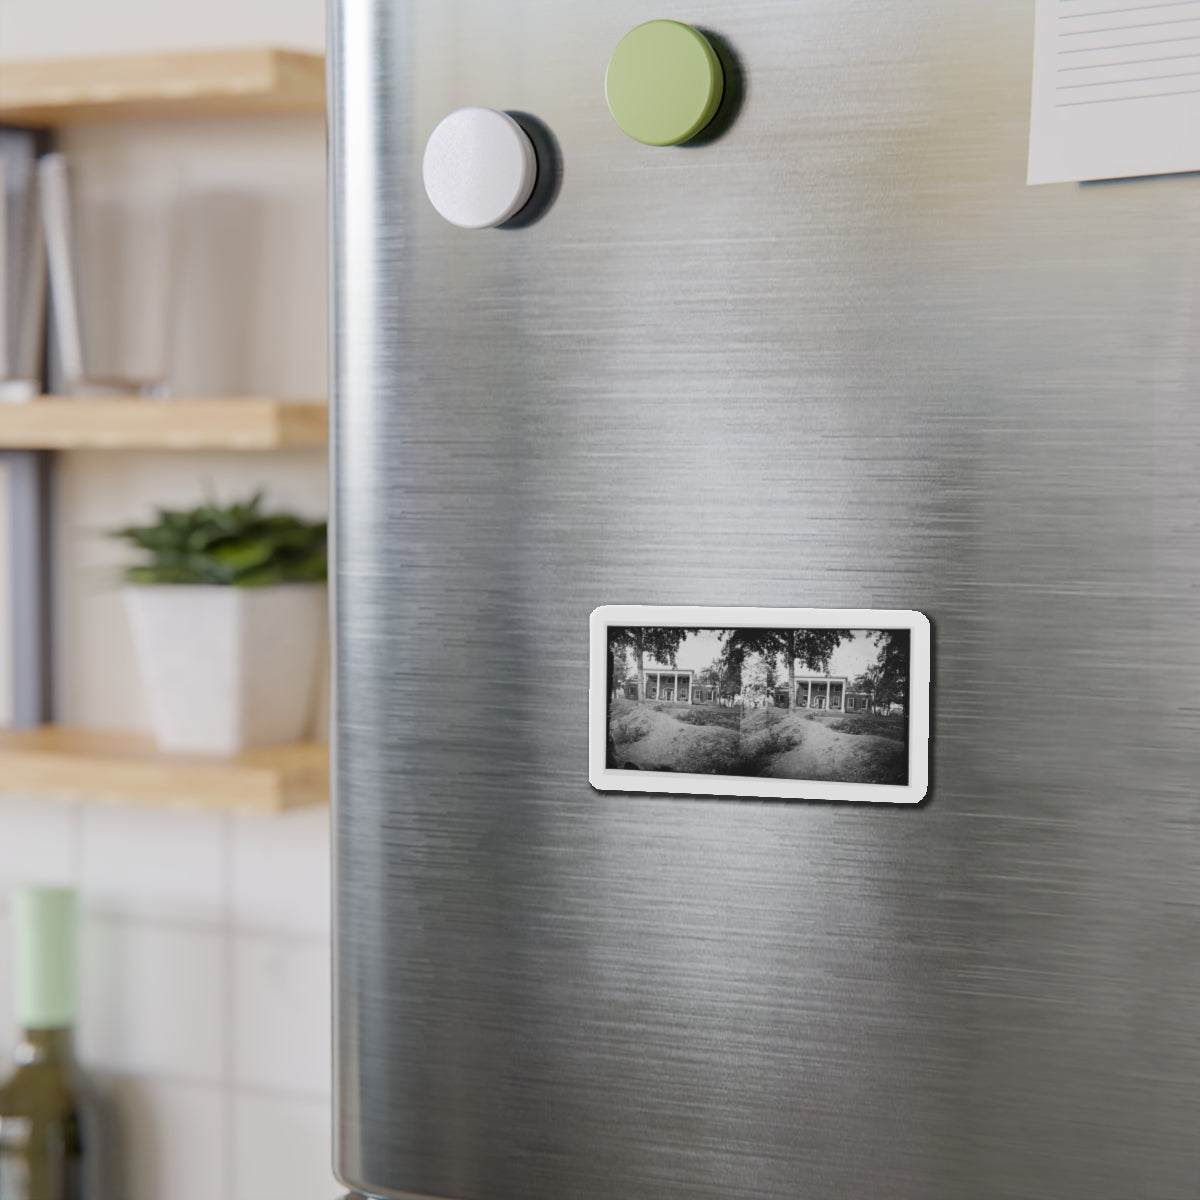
(12, 887, 78, 1029)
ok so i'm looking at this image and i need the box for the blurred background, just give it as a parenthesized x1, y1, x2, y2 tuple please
(0, 0, 334, 1197)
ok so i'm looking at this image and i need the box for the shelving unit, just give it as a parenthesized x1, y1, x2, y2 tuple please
(0, 397, 327, 450)
(0, 49, 330, 812)
(0, 726, 327, 812)
(0, 48, 325, 126)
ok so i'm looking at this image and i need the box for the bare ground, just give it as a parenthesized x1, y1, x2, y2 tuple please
(610, 701, 742, 774)
(757, 712, 907, 784)
(610, 701, 906, 784)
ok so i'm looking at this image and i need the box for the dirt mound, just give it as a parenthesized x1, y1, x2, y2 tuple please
(611, 706, 654, 745)
(611, 704, 742, 775)
(609, 702, 907, 784)
(740, 709, 781, 735)
(761, 714, 906, 784)
(739, 713, 801, 770)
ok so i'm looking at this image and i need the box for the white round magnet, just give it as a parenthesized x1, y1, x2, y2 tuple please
(422, 107, 538, 230)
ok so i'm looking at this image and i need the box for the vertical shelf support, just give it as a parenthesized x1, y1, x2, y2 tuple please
(2, 125, 54, 728)
(3, 448, 53, 727)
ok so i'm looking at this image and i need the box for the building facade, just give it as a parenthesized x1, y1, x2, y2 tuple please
(621, 671, 873, 712)
(623, 669, 697, 703)
(792, 675, 849, 711)
(644, 669, 694, 702)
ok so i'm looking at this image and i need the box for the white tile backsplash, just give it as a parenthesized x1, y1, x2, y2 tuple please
(78, 916, 224, 1082)
(0, 812, 334, 1198)
(107, 1077, 226, 1200)
(232, 1093, 337, 1200)
(232, 805, 330, 936)
(0, 796, 77, 887)
(81, 804, 225, 924)
(233, 934, 330, 1098)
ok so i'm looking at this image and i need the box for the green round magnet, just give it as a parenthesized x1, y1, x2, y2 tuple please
(605, 20, 725, 147)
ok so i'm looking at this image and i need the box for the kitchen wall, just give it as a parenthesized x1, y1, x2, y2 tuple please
(0, 2, 336, 1198)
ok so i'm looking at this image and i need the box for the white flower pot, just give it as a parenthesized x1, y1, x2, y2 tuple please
(124, 583, 326, 756)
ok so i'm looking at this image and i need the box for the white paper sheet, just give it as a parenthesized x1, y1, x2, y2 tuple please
(1028, 0, 1200, 184)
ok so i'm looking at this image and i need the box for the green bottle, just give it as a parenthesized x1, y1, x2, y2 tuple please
(0, 888, 90, 1200)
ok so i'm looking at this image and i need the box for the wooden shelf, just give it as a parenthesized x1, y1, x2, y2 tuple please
(0, 48, 325, 127)
(0, 397, 327, 450)
(0, 726, 327, 813)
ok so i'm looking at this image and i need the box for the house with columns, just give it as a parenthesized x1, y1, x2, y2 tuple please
(790, 677, 872, 712)
(792, 675, 848, 711)
(621, 669, 873, 712)
(623, 668, 696, 703)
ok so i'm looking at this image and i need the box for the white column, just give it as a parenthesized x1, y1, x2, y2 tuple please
(807, 681, 812, 708)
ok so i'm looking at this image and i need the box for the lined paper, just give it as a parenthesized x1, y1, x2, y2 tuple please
(1028, 0, 1200, 183)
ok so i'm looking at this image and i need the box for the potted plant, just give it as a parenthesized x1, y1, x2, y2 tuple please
(112, 494, 327, 756)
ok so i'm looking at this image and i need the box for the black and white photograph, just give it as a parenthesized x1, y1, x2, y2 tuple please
(589, 607, 930, 803)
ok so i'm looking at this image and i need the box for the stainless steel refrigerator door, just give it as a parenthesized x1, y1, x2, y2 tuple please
(329, 2, 1200, 1197)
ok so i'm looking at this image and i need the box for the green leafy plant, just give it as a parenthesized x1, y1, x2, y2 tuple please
(112, 494, 327, 587)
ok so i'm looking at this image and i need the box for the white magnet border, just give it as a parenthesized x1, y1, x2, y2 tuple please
(589, 606, 931, 804)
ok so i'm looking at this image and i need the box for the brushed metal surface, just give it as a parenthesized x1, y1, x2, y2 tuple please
(330, 2, 1200, 1197)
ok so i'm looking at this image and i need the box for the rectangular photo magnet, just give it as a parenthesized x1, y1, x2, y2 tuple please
(589, 606, 930, 804)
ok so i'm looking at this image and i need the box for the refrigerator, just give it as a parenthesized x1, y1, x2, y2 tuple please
(328, 2, 1200, 1198)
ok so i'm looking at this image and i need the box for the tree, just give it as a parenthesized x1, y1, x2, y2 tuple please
(702, 655, 742, 705)
(741, 653, 777, 707)
(719, 657, 742, 704)
(696, 662, 722, 703)
(852, 668, 880, 712)
(870, 630, 910, 713)
(721, 628, 846, 708)
(612, 649, 632, 699)
(609, 627, 697, 702)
